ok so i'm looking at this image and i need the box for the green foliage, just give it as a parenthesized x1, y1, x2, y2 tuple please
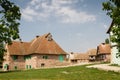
(0, 42, 5, 61)
(110, 64, 120, 67)
(105, 38, 110, 44)
(0, 0, 21, 60)
(103, 0, 120, 57)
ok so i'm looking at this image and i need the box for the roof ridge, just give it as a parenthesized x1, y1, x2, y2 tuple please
(7, 33, 67, 55)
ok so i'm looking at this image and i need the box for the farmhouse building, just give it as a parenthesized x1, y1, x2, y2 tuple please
(97, 43, 111, 62)
(71, 53, 89, 63)
(3, 33, 67, 70)
(107, 21, 120, 65)
(87, 49, 97, 61)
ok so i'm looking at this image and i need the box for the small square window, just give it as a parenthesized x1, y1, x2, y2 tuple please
(43, 55, 48, 59)
(24, 55, 31, 60)
(26, 65, 28, 69)
(12, 55, 18, 60)
(14, 66, 17, 70)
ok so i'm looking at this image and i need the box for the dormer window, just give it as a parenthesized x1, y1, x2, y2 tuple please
(47, 34, 52, 41)
(45, 33, 53, 41)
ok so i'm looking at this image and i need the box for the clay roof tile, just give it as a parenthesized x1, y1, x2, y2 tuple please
(98, 43, 111, 54)
(7, 33, 66, 55)
(7, 41, 30, 55)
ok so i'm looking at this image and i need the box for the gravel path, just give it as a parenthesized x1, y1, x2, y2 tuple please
(39, 62, 91, 69)
(86, 64, 120, 72)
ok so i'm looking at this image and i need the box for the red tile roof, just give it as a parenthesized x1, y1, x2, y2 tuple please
(28, 33, 66, 55)
(7, 41, 30, 55)
(87, 49, 97, 56)
(98, 43, 111, 54)
(74, 53, 89, 60)
(7, 33, 66, 55)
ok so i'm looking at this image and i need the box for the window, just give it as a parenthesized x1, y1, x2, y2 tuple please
(41, 63, 45, 67)
(24, 55, 31, 60)
(29, 65, 32, 69)
(4, 64, 9, 70)
(26, 65, 32, 69)
(59, 55, 64, 62)
(42, 55, 48, 59)
(12, 55, 18, 60)
(4, 64, 7, 69)
(26, 65, 28, 69)
(14, 66, 17, 70)
(103, 55, 106, 59)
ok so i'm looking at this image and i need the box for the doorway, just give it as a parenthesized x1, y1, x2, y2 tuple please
(59, 55, 64, 62)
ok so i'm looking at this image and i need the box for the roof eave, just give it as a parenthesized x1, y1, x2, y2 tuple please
(106, 20, 114, 34)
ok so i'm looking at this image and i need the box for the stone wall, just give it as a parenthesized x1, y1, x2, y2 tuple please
(26, 54, 66, 69)
(3, 54, 67, 70)
(105, 54, 111, 62)
(77, 59, 89, 63)
(8, 56, 25, 70)
(96, 54, 111, 62)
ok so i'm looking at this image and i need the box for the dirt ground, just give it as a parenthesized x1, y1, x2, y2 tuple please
(86, 64, 120, 72)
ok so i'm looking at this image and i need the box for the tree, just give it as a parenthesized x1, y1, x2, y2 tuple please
(0, 0, 21, 61)
(102, 0, 120, 57)
(105, 38, 109, 44)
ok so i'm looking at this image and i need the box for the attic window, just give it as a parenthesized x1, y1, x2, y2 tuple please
(46, 33, 53, 41)
(36, 35, 39, 38)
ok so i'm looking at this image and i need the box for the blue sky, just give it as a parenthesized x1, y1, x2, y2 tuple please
(12, 0, 112, 53)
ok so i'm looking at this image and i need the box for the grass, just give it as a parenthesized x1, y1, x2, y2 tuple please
(100, 61, 110, 64)
(110, 64, 120, 67)
(0, 65, 120, 80)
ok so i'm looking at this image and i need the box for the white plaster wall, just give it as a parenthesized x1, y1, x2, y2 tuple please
(111, 47, 120, 65)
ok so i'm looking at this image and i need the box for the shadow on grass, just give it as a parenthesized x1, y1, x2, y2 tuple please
(0, 70, 22, 73)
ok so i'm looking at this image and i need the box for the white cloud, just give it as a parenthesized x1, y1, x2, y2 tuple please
(56, 7, 96, 23)
(83, 4, 87, 7)
(22, 0, 96, 24)
(80, 0, 84, 2)
(76, 33, 83, 37)
(22, 6, 38, 21)
(23, 7, 37, 16)
(22, 5, 49, 21)
(52, 0, 79, 5)
(30, 0, 39, 6)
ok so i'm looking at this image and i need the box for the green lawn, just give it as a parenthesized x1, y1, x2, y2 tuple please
(0, 65, 120, 80)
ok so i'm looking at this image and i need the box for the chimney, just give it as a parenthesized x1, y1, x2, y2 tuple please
(102, 43, 105, 45)
(19, 38, 23, 43)
(71, 52, 74, 54)
(36, 35, 39, 38)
